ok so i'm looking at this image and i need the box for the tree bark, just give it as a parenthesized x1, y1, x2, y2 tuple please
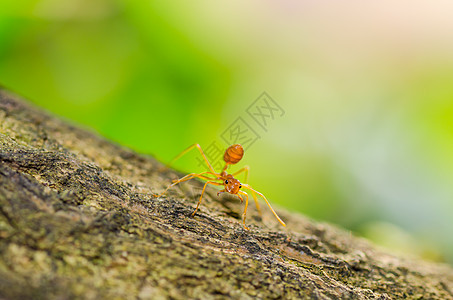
(0, 87, 452, 299)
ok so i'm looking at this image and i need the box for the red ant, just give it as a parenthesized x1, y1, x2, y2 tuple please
(155, 144, 286, 230)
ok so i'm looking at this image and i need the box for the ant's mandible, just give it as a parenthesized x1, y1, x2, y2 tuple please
(154, 144, 286, 230)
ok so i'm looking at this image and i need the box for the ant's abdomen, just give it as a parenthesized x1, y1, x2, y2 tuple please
(223, 144, 244, 164)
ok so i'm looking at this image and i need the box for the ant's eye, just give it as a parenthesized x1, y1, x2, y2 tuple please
(225, 180, 229, 184)
(239, 185, 242, 189)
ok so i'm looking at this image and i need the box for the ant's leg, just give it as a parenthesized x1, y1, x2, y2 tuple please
(232, 166, 262, 215)
(192, 181, 222, 217)
(170, 171, 216, 183)
(232, 165, 250, 183)
(155, 172, 216, 197)
(236, 194, 243, 203)
(242, 184, 286, 227)
(164, 144, 217, 174)
(159, 172, 215, 196)
(238, 191, 250, 230)
(249, 190, 262, 216)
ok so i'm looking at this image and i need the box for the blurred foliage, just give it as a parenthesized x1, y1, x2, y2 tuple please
(0, 0, 229, 158)
(1, 0, 453, 264)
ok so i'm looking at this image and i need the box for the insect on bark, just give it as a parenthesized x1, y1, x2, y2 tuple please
(154, 144, 286, 230)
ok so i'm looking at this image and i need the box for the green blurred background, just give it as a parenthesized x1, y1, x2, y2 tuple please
(1, 0, 453, 263)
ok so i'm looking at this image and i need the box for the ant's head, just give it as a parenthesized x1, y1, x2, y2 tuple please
(223, 144, 244, 165)
(223, 174, 242, 195)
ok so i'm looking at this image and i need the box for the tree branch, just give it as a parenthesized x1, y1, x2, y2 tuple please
(1, 88, 452, 299)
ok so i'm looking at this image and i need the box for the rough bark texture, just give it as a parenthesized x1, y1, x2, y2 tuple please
(0, 88, 452, 300)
